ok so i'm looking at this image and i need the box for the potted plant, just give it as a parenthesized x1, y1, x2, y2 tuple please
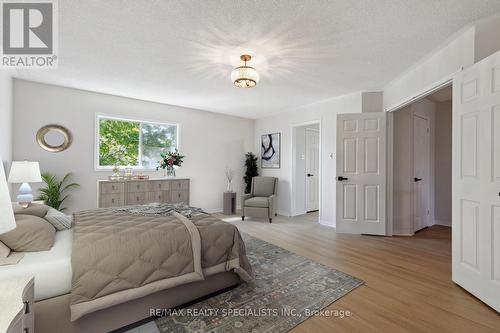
(37, 172, 80, 211)
(243, 152, 258, 194)
(157, 149, 184, 177)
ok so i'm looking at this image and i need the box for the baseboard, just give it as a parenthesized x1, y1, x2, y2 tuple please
(434, 219, 451, 227)
(291, 210, 307, 217)
(392, 229, 414, 236)
(204, 208, 223, 214)
(319, 219, 335, 228)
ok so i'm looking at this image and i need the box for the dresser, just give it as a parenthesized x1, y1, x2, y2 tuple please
(98, 178, 190, 208)
(0, 276, 34, 333)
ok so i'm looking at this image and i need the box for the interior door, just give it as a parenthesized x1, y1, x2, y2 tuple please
(453, 51, 500, 312)
(413, 114, 431, 232)
(306, 128, 320, 212)
(336, 112, 386, 235)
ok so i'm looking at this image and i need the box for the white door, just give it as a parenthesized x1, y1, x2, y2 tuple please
(413, 114, 431, 232)
(336, 112, 386, 235)
(453, 51, 500, 312)
(306, 128, 320, 212)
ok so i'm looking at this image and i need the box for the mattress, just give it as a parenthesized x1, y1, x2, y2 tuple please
(0, 229, 73, 301)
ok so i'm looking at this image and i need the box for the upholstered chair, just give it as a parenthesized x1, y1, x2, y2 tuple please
(241, 177, 278, 223)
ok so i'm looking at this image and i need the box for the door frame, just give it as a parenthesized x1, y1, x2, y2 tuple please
(291, 120, 322, 221)
(386, 76, 453, 236)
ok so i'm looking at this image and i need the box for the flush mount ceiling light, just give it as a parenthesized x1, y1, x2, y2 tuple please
(231, 54, 259, 88)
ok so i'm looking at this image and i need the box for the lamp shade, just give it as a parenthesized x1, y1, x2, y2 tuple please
(0, 158, 16, 234)
(8, 161, 42, 183)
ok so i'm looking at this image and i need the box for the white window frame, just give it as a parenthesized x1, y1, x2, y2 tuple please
(94, 113, 180, 171)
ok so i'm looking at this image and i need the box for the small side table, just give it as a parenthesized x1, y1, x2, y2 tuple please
(0, 276, 34, 333)
(223, 192, 237, 215)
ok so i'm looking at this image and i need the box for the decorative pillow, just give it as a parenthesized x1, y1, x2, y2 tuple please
(0, 240, 10, 258)
(13, 203, 51, 218)
(43, 208, 72, 230)
(0, 215, 56, 252)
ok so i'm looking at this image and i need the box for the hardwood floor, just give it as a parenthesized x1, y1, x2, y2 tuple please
(214, 212, 500, 333)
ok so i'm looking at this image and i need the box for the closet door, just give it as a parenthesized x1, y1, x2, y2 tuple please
(452, 51, 500, 312)
(336, 112, 387, 235)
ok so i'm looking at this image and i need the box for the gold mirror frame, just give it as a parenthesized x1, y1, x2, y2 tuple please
(36, 124, 73, 152)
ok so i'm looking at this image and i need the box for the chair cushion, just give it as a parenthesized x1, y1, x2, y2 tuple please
(253, 177, 276, 197)
(245, 197, 270, 208)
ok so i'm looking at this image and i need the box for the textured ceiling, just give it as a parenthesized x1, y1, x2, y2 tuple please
(15, 0, 500, 118)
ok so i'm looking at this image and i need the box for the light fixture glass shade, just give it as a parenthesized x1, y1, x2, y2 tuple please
(8, 161, 42, 183)
(0, 157, 16, 234)
(231, 66, 259, 88)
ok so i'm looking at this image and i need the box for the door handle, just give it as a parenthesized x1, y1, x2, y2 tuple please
(307, 173, 314, 177)
(338, 176, 348, 181)
(414, 177, 422, 182)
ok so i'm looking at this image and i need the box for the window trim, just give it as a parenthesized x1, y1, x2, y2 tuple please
(94, 113, 180, 171)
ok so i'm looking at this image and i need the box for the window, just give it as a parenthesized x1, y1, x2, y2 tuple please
(96, 115, 178, 169)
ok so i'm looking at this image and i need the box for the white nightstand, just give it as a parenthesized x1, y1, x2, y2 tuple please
(0, 276, 34, 333)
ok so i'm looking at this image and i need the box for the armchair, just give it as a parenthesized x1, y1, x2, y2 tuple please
(241, 177, 278, 223)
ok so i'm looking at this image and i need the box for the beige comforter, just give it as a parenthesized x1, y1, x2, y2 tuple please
(70, 208, 253, 321)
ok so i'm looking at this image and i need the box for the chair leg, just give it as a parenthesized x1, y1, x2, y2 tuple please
(242, 216, 245, 221)
(269, 218, 272, 223)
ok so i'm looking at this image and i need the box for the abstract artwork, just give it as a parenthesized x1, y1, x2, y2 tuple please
(261, 133, 280, 168)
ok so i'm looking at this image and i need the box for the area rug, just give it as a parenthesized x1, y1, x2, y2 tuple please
(155, 233, 363, 333)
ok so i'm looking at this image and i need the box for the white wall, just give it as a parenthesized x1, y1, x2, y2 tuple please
(0, 71, 13, 186)
(434, 101, 452, 226)
(383, 27, 475, 110)
(475, 14, 500, 63)
(255, 92, 363, 227)
(392, 98, 436, 235)
(12, 80, 254, 213)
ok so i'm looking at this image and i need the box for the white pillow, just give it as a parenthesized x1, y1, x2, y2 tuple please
(43, 208, 72, 231)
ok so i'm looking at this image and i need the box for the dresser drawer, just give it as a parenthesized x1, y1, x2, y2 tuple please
(171, 190, 189, 203)
(148, 191, 170, 203)
(149, 180, 170, 191)
(101, 194, 125, 208)
(128, 192, 147, 205)
(101, 182, 125, 194)
(128, 181, 149, 193)
(172, 180, 189, 190)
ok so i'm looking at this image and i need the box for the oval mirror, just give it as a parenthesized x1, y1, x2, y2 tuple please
(36, 125, 73, 152)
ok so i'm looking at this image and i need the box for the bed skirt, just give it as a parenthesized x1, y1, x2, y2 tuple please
(34, 271, 239, 333)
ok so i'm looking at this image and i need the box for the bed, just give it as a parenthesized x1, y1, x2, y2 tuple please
(0, 204, 252, 333)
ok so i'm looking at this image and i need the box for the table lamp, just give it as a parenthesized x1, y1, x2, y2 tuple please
(0, 158, 16, 234)
(8, 161, 42, 207)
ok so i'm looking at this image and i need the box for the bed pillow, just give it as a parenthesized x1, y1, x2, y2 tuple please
(44, 208, 72, 230)
(13, 203, 51, 218)
(0, 240, 24, 266)
(0, 214, 56, 252)
(0, 240, 10, 258)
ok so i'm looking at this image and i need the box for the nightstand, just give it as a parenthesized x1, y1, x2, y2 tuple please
(0, 276, 34, 333)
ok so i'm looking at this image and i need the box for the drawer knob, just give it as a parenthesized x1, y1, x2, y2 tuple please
(24, 301, 30, 314)
(112, 198, 115, 203)
(137, 185, 140, 189)
(112, 186, 115, 190)
(136, 196, 140, 201)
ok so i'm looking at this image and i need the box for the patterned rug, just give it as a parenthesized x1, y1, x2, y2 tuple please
(155, 233, 363, 333)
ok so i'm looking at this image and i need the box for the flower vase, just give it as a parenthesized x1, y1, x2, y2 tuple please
(164, 165, 176, 177)
(226, 181, 232, 192)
